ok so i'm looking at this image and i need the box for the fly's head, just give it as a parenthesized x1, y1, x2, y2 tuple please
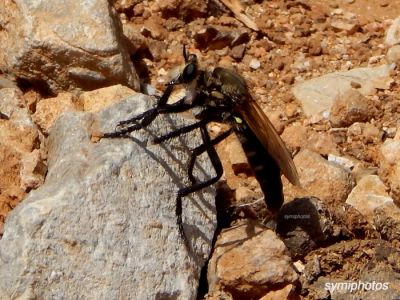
(170, 45, 199, 86)
(172, 46, 250, 111)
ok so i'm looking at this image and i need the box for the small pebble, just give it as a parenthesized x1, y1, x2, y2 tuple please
(249, 58, 261, 70)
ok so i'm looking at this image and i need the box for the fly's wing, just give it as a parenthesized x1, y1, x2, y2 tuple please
(239, 98, 301, 187)
(210, 67, 300, 186)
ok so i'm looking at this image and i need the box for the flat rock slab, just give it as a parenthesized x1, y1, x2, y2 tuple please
(293, 64, 394, 117)
(0, 94, 217, 299)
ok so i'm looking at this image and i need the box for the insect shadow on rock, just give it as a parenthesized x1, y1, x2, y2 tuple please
(96, 45, 301, 248)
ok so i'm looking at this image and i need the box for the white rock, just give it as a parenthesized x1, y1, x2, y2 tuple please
(0, 94, 217, 299)
(385, 16, 400, 46)
(328, 154, 354, 172)
(249, 58, 261, 70)
(292, 64, 394, 117)
(386, 45, 400, 65)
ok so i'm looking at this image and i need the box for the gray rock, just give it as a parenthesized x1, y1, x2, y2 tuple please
(276, 196, 377, 259)
(0, 94, 217, 299)
(330, 18, 359, 35)
(293, 64, 394, 117)
(0, 0, 139, 93)
(0, 88, 33, 127)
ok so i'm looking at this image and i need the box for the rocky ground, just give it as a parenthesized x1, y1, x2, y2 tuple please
(1, 0, 400, 299)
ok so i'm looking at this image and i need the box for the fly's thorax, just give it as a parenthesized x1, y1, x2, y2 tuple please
(204, 67, 249, 107)
(202, 89, 230, 107)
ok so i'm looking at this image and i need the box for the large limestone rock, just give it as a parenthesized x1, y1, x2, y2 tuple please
(0, 94, 217, 299)
(0, 0, 139, 93)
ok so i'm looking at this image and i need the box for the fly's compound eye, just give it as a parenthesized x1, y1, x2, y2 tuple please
(182, 62, 197, 83)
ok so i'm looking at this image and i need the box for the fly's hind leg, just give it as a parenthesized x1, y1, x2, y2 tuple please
(187, 128, 232, 183)
(175, 125, 225, 248)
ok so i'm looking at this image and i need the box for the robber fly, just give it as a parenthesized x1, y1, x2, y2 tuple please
(99, 46, 300, 245)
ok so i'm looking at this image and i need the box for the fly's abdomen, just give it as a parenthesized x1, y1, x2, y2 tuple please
(235, 123, 284, 214)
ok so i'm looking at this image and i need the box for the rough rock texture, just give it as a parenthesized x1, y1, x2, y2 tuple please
(292, 149, 354, 205)
(0, 88, 44, 235)
(276, 197, 377, 259)
(282, 123, 339, 156)
(303, 239, 400, 300)
(0, 94, 217, 299)
(379, 131, 400, 206)
(2, 1, 400, 298)
(32, 93, 80, 134)
(78, 84, 137, 112)
(346, 175, 400, 222)
(329, 89, 378, 127)
(207, 221, 298, 299)
(292, 64, 394, 117)
(385, 16, 400, 46)
(0, 76, 17, 89)
(0, 0, 139, 93)
(32, 85, 137, 134)
(258, 284, 296, 300)
(157, 0, 208, 21)
(386, 44, 400, 65)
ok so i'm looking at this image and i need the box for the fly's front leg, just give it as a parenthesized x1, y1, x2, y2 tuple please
(152, 105, 227, 145)
(100, 84, 176, 138)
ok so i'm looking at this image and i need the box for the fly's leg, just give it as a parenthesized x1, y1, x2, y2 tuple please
(152, 120, 232, 182)
(176, 124, 224, 247)
(101, 85, 196, 138)
(118, 84, 174, 128)
(152, 106, 228, 145)
(187, 128, 232, 183)
(152, 120, 205, 144)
